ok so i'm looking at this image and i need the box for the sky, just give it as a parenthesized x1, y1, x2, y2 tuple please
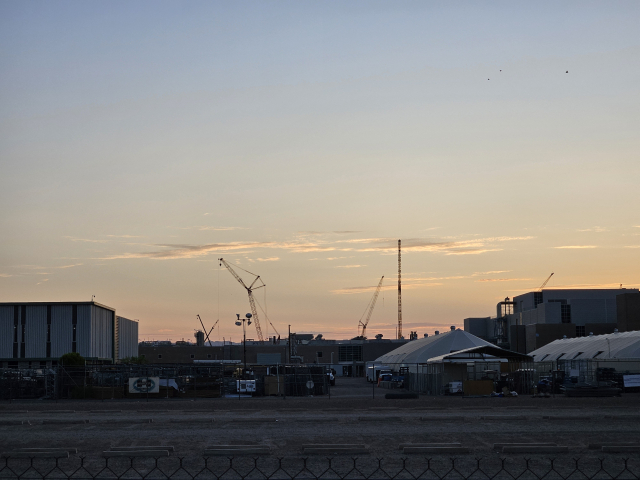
(1, 1, 639, 343)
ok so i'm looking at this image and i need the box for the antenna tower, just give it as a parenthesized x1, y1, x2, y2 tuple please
(397, 239, 402, 339)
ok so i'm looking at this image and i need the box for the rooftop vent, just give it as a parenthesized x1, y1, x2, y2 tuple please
(614, 329, 619, 333)
(450, 326, 455, 331)
(563, 335, 567, 339)
(589, 332, 594, 336)
(424, 333, 428, 338)
(435, 331, 440, 335)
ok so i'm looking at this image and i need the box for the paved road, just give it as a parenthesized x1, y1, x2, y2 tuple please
(1, 378, 639, 458)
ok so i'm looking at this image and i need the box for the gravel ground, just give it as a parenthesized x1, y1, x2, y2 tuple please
(1, 378, 639, 459)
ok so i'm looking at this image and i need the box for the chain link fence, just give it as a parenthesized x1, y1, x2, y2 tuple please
(1, 455, 639, 480)
(1, 364, 330, 401)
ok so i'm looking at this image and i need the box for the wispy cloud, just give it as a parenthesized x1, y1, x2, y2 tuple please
(64, 236, 107, 243)
(625, 245, 640, 249)
(103, 235, 533, 260)
(346, 236, 533, 255)
(334, 265, 365, 268)
(256, 257, 280, 262)
(577, 227, 608, 232)
(476, 278, 532, 282)
(57, 263, 83, 269)
(103, 241, 275, 259)
(0, 273, 12, 278)
(158, 329, 173, 333)
(553, 245, 598, 249)
(192, 226, 247, 231)
(473, 270, 511, 276)
(332, 282, 441, 294)
(106, 235, 142, 238)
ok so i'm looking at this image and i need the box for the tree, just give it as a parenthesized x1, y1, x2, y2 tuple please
(60, 352, 85, 366)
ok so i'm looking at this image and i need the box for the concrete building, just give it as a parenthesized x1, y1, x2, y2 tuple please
(465, 288, 639, 353)
(0, 302, 138, 367)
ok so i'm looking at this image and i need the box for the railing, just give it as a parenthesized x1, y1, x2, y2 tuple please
(1, 456, 639, 480)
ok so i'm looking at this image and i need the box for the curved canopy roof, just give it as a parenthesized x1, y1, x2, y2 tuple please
(375, 329, 494, 365)
(529, 330, 640, 361)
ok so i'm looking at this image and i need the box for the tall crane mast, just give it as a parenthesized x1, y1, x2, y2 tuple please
(397, 239, 402, 339)
(358, 276, 384, 339)
(538, 272, 554, 291)
(197, 314, 219, 346)
(218, 258, 280, 342)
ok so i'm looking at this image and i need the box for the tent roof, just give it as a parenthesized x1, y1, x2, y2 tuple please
(529, 330, 640, 361)
(375, 329, 495, 365)
(426, 345, 533, 363)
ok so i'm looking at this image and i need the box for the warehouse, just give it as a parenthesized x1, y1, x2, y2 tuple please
(528, 330, 640, 388)
(529, 330, 640, 361)
(374, 327, 532, 395)
(0, 301, 138, 367)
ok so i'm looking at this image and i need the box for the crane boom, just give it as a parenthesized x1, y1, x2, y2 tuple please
(538, 272, 554, 291)
(219, 258, 265, 343)
(358, 276, 384, 339)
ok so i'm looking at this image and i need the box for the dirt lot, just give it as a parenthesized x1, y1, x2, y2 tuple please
(1, 378, 639, 459)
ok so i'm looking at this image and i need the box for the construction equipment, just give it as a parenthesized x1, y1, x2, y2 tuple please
(218, 258, 280, 342)
(397, 239, 402, 340)
(357, 276, 384, 339)
(196, 314, 219, 346)
(538, 273, 554, 291)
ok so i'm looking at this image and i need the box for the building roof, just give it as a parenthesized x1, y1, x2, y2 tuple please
(426, 345, 532, 363)
(529, 330, 640, 362)
(374, 329, 494, 365)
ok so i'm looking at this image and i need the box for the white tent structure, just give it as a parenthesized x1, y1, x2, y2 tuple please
(530, 330, 640, 362)
(375, 328, 494, 366)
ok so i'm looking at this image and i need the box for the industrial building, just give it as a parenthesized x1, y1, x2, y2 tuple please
(138, 337, 407, 377)
(0, 302, 138, 367)
(464, 288, 639, 353)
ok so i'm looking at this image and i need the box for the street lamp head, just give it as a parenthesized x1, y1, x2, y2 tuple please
(236, 314, 240, 320)
(245, 313, 252, 319)
(248, 320, 252, 325)
(235, 321, 242, 326)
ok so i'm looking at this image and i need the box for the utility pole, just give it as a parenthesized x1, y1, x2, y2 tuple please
(397, 239, 402, 339)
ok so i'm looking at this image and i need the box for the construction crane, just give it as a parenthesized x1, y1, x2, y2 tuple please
(197, 314, 219, 346)
(218, 258, 280, 343)
(397, 239, 402, 340)
(538, 272, 554, 291)
(358, 276, 384, 339)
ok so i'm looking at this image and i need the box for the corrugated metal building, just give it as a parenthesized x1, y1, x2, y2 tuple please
(0, 302, 138, 367)
(116, 316, 139, 359)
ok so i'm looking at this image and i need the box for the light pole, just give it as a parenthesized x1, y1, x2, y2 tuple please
(235, 313, 252, 376)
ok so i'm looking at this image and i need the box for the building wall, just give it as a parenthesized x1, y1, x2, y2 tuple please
(139, 340, 406, 365)
(464, 317, 491, 339)
(525, 323, 617, 353)
(0, 306, 14, 358)
(617, 293, 640, 332)
(24, 306, 47, 358)
(91, 305, 114, 359)
(117, 317, 139, 359)
(50, 305, 73, 358)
